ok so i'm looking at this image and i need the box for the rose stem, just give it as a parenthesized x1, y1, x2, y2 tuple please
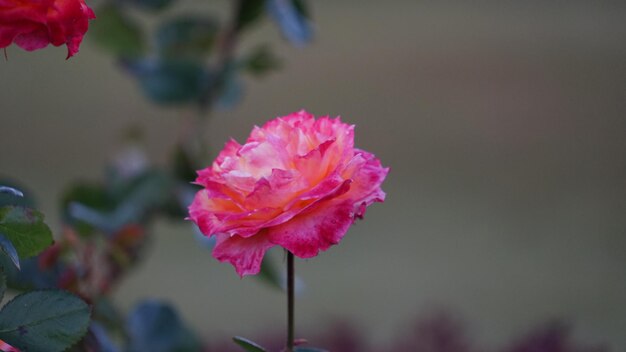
(287, 251, 295, 351)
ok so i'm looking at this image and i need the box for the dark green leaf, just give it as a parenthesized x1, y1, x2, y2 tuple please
(90, 322, 121, 352)
(92, 298, 123, 329)
(127, 300, 201, 352)
(243, 45, 282, 77)
(0, 186, 23, 198)
(0, 290, 91, 352)
(172, 145, 199, 183)
(217, 63, 243, 109)
(90, 4, 145, 57)
(128, 0, 174, 11)
(236, 0, 266, 31)
(108, 170, 171, 209)
(69, 170, 172, 233)
(123, 59, 211, 105)
(267, 0, 312, 45)
(156, 16, 219, 60)
(62, 183, 112, 212)
(1, 255, 61, 291)
(233, 336, 267, 352)
(0, 206, 53, 259)
(0, 180, 35, 208)
(0, 234, 20, 270)
(292, 0, 310, 19)
(0, 270, 5, 304)
(62, 182, 112, 236)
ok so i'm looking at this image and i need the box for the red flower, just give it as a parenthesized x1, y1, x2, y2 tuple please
(0, 0, 95, 59)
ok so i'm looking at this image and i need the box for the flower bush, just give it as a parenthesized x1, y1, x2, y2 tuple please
(189, 111, 389, 276)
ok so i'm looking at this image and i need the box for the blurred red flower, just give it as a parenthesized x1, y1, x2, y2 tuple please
(0, 0, 95, 58)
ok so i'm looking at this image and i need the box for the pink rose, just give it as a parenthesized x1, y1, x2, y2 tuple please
(189, 111, 388, 276)
(0, 0, 95, 59)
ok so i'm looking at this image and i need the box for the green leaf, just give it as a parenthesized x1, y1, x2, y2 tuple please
(68, 170, 172, 233)
(0, 186, 23, 198)
(0, 234, 20, 270)
(216, 73, 243, 109)
(292, 0, 310, 19)
(233, 336, 267, 352)
(242, 44, 282, 77)
(90, 4, 145, 57)
(156, 16, 219, 60)
(0, 180, 35, 208)
(124, 59, 211, 105)
(0, 290, 91, 352)
(0, 206, 53, 259)
(127, 300, 201, 352)
(172, 145, 199, 183)
(62, 182, 112, 236)
(267, 0, 312, 45)
(236, 0, 266, 31)
(0, 270, 5, 304)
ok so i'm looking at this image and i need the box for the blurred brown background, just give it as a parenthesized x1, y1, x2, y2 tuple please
(1, 0, 625, 350)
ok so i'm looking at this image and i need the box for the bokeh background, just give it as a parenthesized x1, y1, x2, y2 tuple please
(2, 0, 625, 350)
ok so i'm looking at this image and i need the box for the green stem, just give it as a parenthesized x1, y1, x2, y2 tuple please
(287, 251, 295, 351)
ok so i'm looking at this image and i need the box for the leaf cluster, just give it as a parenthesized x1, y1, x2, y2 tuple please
(90, 0, 311, 108)
(0, 185, 91, 352)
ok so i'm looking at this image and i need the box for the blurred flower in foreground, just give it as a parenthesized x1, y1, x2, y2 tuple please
(189, 110, 389, 276)
(0, 0, 95, 58)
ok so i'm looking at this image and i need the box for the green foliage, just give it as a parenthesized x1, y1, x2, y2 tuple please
(0, 290, 91, 352)
(0, 234, 20, 270)
(0, 206, 53, 259)
(266, 0, 312, 45)
(0, 271, 5, 304)
(0, 186, 91, 351)
(0, 180, 35, 209)
(62, 182, 112, 236)
(172, 145, 199, 183)
(90, 4, 146, 57)
(127, 300, 201, 352)
(243, 45, 282, 77)
(292, 0, 310, 19)
(156, 16, 219, 60)
(0, 186, 23, 198)
(0, 0, 320, 349)
(233, 336, 267, 352)
(124, 59, 210, 105)
(216, 69, 244, 109)
(236, 0, 267, 31)
(64, 170, 173, 233)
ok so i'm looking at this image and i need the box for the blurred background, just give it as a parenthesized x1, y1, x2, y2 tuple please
(1, 0, 625, 350)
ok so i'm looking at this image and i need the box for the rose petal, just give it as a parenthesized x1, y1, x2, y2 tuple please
(268, 199, 355, 258)
(0, 0, 94, 58)
(14, 27, 49, 51)
(339, 150, 389, 213)
(212, 231, 274, 277)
